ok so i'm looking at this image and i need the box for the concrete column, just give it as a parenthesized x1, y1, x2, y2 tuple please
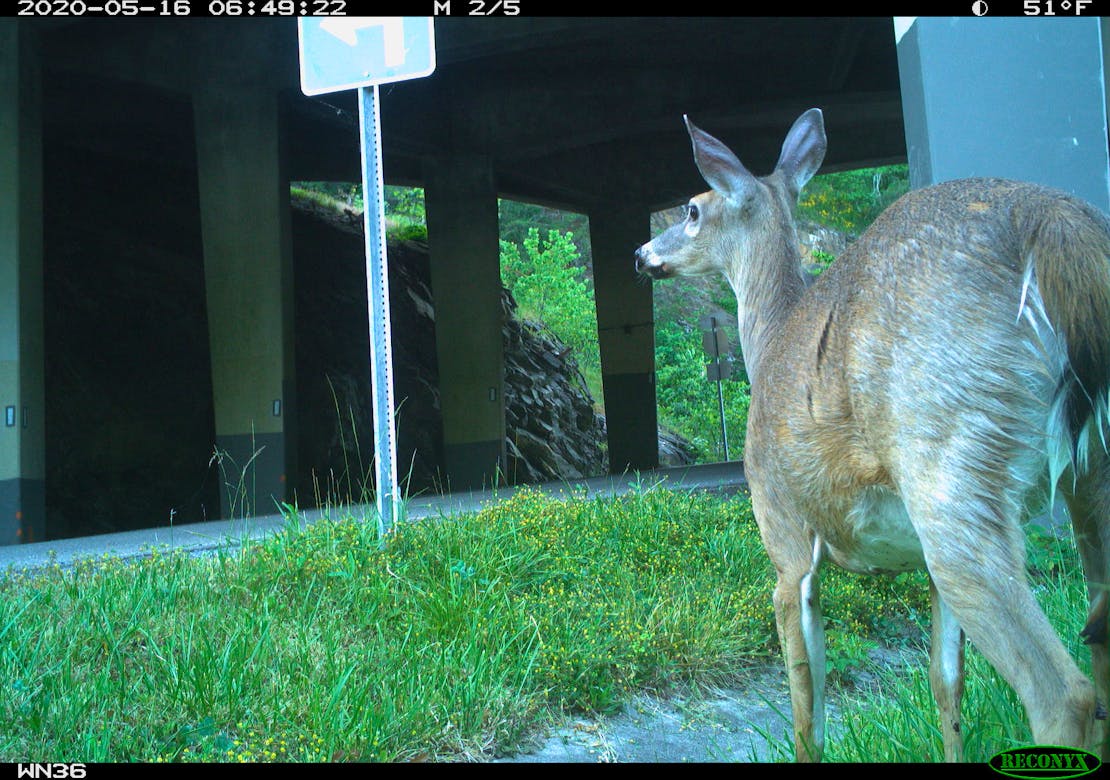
(424, 156, 506, 490)
(0, 21, 45, 545)
(896, 17, 1110, 210)
(194, 86, 295, 518)
(590, 206, 658, 473)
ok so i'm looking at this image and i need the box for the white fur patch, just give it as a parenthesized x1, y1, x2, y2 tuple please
(1017, 261, 1074, 503)
(799, 537, 826, 756)
(830, 487, 926, 574)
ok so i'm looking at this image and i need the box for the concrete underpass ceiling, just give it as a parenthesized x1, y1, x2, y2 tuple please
(33, 17, 906, 213)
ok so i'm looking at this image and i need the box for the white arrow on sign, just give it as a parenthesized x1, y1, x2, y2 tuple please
(320, 17, 407, 67)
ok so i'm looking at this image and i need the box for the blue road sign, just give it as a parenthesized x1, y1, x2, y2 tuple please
(298, 17, 436, 96)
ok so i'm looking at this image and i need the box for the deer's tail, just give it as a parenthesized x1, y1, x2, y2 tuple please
(1019, 191, 1110, 471)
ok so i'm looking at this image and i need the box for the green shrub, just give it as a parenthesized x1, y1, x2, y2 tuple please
(499, 227, 602, 396)
(797, 165, 909, 236)
(653, 319, 749, 461)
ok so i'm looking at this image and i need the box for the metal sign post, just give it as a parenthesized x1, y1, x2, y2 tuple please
(699, 313, 732, 461)
(358, 84, 399, 540)
(298, 18, 437, 539)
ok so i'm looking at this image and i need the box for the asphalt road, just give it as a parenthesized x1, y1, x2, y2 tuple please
(0, 462, 747, 574)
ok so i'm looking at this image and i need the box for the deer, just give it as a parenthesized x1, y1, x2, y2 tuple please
(634, 107, 1110, 762)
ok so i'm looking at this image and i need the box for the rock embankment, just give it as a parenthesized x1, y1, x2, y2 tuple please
(294, 196, 695, 499)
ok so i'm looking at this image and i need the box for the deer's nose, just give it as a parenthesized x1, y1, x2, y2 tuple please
(635, 245, 668, 278)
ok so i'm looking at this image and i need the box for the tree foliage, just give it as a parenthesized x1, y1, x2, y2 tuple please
(499, 226, 601, 392)
(797, 165, 909, 236)
(653, 319, 750, 461)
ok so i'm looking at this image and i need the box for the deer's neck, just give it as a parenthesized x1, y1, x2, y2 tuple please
(725, 227, 808, 382)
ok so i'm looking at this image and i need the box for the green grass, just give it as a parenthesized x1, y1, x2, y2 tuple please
(0, 488, 1086, 762)
(290, 185, 352, 213)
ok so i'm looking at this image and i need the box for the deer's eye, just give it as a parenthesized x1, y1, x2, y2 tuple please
(687, 203, 700, 223)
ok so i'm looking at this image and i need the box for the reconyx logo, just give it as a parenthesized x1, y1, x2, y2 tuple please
(989, 746, 1101, 779)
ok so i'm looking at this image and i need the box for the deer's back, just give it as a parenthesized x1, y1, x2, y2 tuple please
(746, 178, 1106, 570)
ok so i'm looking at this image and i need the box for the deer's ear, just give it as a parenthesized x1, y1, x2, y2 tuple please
(684, 116, 757, 205)
(775, 108, 827, 201)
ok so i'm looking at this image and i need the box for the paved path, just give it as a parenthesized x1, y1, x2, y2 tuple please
(497, 664, 800, 763)
(0, 463, 747, 572)
(497, 645, 913, 763)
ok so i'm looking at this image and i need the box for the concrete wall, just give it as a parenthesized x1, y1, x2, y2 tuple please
(897, 16, 1110, 210)
(0, 21, 45, 544)
(194, 85, 296, 519)
(424, 155, 507, 490)
(590, 205, 659, 473)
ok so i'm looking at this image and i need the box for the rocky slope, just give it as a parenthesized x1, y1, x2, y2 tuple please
(294, 194, 694, 498)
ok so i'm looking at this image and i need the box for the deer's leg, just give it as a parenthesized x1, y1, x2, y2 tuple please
(799, 536, 827, 758)
(904, 476, 1100, 753)
(1063, 457, 1110, 759)
(928, 575, 965, 762)
(756, 491, 826, 762)
(772, 564, 824, 763)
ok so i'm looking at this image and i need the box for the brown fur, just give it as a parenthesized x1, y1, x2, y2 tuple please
(635, 109, 1110, 761)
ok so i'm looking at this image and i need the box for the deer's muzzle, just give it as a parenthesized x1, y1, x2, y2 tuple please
(634, 245, 672, 279)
